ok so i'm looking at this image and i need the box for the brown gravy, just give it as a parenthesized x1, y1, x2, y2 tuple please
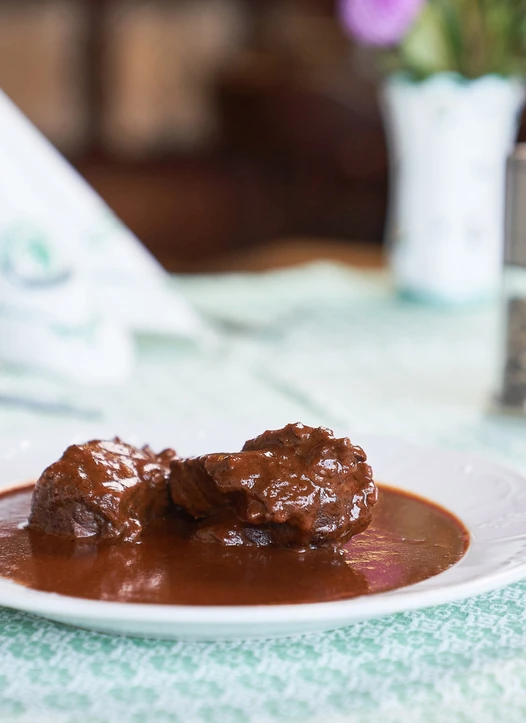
(0, 484, 469, 606)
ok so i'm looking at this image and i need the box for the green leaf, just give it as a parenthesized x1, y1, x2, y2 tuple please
(400, 4, 454, 77)
(393, 0, 526, 78)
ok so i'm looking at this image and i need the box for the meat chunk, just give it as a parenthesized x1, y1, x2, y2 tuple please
(29, 438, 177, 541)
(170, 423, 377, 548)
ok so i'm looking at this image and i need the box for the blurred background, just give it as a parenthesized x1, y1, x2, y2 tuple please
(0, 0, 408, 273)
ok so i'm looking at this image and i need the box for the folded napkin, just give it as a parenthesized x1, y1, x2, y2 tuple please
(0, 91, 201, 384)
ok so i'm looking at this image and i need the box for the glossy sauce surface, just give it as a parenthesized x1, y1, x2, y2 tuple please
(0, 485, 469, 606)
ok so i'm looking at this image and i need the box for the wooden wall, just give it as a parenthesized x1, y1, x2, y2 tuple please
(0, 0, 391, 269)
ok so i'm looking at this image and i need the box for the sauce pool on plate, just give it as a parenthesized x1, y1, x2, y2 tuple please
(0, 484, 469, 606)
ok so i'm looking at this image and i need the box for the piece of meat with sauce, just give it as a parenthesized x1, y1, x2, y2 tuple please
(169, 423, 377, 548)
(28, 438, 177, 542)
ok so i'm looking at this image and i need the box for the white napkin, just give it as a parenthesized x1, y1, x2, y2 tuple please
(0, 90, 201, 384)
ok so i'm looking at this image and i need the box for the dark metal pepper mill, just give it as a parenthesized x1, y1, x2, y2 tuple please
(498, 145, 526, 413)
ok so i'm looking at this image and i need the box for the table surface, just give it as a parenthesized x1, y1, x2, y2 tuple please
(1, 262, 526, 723)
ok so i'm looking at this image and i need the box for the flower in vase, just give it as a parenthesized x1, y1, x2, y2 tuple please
(339, 0, 425, 47)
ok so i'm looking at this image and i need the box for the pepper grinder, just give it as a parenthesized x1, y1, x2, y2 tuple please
(497, 145, 526, 413)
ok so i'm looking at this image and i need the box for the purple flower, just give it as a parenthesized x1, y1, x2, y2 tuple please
(339, 0, 425, 47)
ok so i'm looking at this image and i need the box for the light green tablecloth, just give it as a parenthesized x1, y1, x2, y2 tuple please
(1, 263, 526, 723)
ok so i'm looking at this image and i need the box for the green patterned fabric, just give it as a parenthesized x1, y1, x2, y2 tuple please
(1, 263, 525, 723)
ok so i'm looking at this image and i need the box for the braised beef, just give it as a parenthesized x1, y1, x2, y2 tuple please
(28, 438, 177, 541)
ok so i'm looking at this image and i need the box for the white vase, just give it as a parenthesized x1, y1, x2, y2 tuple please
(382, 73, 525, 304)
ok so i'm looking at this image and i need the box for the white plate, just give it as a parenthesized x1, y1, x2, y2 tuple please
(1, 423, 526, 641)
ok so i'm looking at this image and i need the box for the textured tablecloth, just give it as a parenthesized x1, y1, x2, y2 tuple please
(1, 263, 526, 723)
